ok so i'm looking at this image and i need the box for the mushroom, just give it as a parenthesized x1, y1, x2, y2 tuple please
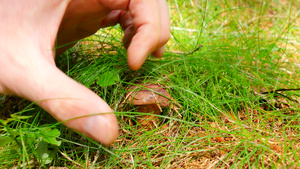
(126, 83, 171, 128)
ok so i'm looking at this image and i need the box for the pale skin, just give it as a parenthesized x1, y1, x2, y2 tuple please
(0, 0, 170, 145)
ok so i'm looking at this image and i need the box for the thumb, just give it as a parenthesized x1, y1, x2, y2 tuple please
(1, 58, 118, 145)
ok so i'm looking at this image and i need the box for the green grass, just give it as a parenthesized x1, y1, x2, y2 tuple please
(1, 0, 300, 168)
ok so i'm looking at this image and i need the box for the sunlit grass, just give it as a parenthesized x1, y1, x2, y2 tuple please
(1, 0, 300, 168)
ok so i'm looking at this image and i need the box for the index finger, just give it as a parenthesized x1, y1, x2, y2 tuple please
(152, 0, 170, 58)
(126, 0, 162, 70)
(100, 0, 169, 70)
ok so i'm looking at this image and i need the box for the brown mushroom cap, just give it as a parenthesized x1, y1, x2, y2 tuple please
(126, 84, 171, 107)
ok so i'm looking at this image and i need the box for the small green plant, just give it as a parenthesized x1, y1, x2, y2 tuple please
(0, 113, 61, 166)
(97, 70, 121, 87)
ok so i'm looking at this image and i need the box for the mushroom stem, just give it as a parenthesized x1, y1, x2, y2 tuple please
(136, 104, 160, 128)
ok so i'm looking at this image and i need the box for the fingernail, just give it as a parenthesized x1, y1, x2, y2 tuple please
(85, 115, 118, 145)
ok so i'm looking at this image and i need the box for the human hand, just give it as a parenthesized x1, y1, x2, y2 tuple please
(58, 0, 170, 70)
(0, 0, 170, 145)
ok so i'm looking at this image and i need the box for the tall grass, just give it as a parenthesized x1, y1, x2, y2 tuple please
(1, 0, 300, 168)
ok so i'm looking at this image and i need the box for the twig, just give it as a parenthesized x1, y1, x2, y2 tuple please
(216, 155, 230, 167)
(207, 155, 226, 169)
(255, 88, 300, 104)
(151, 90, 163, 112)
(59, 150, 83, 167)
(171, 26, 199, 33)
(171, 44, 203, 56)
(91, 148, 101, 167)
(260, 88, 300, 94)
